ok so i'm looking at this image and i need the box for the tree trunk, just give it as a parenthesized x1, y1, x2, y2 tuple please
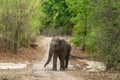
(81, 16, 87, 51)
(13, 27, 19, 54)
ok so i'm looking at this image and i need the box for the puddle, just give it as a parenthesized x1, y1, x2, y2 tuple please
(0, 62, 29, 69)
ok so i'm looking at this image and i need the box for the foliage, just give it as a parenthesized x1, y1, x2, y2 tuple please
(67, 0, 120, 70)
(0, 0, 40, 53)
(39, 0, 73, 35)
(66, 0, 93, 51)
(93, 0, 120, 70)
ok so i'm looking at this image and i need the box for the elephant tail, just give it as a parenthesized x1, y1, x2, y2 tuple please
(44, 49, 53, 67)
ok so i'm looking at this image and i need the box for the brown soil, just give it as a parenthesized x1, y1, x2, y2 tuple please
(0, 48, 37, 63)
(0, 36, 45, 64)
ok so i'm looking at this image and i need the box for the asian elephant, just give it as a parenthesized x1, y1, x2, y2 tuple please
(44, 38, 71, 71)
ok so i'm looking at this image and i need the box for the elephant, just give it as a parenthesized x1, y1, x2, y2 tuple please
(44, 38, 71, 71)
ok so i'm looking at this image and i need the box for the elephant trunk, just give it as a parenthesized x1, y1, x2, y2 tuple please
(44, 49, 52, 67)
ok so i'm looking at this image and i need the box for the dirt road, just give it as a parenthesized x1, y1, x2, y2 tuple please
(32, 36, 82, 80)
(0, 36, 119, 80)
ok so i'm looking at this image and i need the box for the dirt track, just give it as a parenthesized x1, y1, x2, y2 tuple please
(0, 36, 82, 80)
(1, 36, 119, 80)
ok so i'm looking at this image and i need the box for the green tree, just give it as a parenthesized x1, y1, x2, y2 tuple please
(66, 0, 120, 70)
(0, 0, 40, 54)
(66, 0, 93, 51)
(93, 0, 120, 70)
(40, 0, 73, 35)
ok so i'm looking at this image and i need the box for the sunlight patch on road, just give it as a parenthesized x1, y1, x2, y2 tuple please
(82, 60, 106, 72)
(0, 62, 29, 69)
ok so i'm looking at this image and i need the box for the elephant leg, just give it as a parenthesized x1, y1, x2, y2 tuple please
(59, 56, 65, 71)
(52, 54, 57, 71)
(65, 55, 70, 68)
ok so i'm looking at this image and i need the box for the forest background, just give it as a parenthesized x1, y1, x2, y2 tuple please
(0, 0, 120, 70)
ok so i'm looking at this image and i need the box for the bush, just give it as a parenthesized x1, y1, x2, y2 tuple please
(94, 0, 120, 70)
